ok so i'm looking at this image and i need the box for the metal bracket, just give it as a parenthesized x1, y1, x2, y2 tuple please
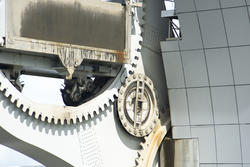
(127, 0, 143, 16)
(134, 79, 145, 128)
(130, 2, 142, 8)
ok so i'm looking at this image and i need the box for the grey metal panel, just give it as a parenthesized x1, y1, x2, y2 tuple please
(175, 0, 195, 13)
(223, 7, 250, 46)
(220, 0, 246, 8)
(160, 138, 199, 167)
(4, 0, 129, 63)
(161, 10, 176, 18)
(191, 126, 216, 163)
(168, 89, 189, 126)
(162, 52, 185, 89)
(194, 0, 220, 11)
(198, 10, 227, 48)
(160, 40, 179, 52)
(178, 13, 203, 50)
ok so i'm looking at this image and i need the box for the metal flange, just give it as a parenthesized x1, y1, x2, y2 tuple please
(118, 73, 159, 137)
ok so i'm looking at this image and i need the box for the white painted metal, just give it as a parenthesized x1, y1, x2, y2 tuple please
(0, 0, 5, 46)
(161, 10, 176, 17)
(0, 92, 142, 167)
(0, 0, 170, 166)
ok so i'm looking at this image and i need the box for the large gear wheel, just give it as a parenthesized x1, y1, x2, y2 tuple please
(0, 64, 131, 125)
(117, 74, 159, 137)
(0, 0, 143, 125)
(135, 115, 171, 167)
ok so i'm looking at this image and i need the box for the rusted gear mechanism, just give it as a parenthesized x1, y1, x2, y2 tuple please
(118, 73, 159, 137)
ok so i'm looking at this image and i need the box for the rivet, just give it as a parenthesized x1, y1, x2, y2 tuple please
(134, 131, 137, 135)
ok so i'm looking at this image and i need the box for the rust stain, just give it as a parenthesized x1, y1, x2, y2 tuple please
(145, 123, 166, 167)
(115, 50, 126, 63)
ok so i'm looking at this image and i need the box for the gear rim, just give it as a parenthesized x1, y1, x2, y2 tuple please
(0, 63, 132, 125)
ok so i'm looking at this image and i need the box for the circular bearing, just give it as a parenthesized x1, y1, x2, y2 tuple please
(118, 74, 159, 137)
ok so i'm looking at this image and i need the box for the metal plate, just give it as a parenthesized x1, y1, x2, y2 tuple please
(160, 138, 199, 167)
(4, 0, 129, 63)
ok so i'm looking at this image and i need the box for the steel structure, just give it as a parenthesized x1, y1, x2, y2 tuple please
(0, 0, 171, 166)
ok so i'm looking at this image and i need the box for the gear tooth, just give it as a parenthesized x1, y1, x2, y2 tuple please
(22, 105, 28, 112)
(78, 116, 83, 122)
(104, 102, 109, 110)
(113, 94, 118, 99)
(16, 99, 21, 108)
(10, 96, 16, 103)
(54, 119, 59, 124)
(4, 89, 10, 97)
(73, 118, 77, 124)
(99, 105, 105, 112)
(135, 158, 140, 165)
(28, 110, 33, 116)
(90, 112, 94, 118)
(83, 113, 88, 121)
(137, 150, 142, 156)
(60, 119, 64, 125)
(47, 117, 52, 123)
(34, 112, 40, 119)
(109, 96, 115, 102)
(41, 114, 46, 121)
(0, 84, 4, 91)
(88, 113, 93, 120)
(140, 143, 146, 149)
(66, 119, 71, 125)
(94, 110, 99, 116)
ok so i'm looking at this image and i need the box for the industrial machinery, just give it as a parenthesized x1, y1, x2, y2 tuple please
(0, 0, 173, 166)
(0, 0, 129, 106)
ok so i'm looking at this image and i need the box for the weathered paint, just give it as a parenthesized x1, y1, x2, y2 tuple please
(20, 1, 125, 51)
(4, 0, 129, 67)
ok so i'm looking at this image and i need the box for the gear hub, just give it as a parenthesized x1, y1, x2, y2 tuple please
(118, 74, 159, 137)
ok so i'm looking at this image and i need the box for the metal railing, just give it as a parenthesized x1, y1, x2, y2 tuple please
(168, 18, 182, 39)
(163, 0, 182, 40)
